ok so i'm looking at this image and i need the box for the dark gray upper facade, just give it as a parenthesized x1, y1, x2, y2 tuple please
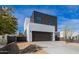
(30, 11, 57, 31)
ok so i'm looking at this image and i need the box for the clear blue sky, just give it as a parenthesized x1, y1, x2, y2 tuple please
(1, 5, 79, 33)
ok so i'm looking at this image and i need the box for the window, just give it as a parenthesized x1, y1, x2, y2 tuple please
(35, 16, 41, 23)
(49, 19, 53, 25)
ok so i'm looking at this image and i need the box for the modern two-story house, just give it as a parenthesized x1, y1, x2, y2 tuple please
(24, 11, 57, 42)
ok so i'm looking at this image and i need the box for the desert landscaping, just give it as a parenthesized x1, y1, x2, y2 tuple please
(0, 42, 47, 54)
(1, 41, 79, 54)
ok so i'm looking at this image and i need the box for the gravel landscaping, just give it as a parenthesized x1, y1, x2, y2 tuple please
(0, 42, 46, 54)
(1, 41, 79, 54)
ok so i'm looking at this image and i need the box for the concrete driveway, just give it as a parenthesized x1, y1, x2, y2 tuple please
(32, 41, 79, 54)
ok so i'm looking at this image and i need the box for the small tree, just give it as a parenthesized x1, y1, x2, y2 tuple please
(63, 25, 74, 40)
(62, 20, 79, 42)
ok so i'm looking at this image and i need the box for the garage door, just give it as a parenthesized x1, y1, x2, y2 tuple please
(32, 31, 52, 41)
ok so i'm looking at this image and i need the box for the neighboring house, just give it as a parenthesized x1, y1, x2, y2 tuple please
(60, 31, 79, 40)
(72, 32, 79, 40)
(60, 31, 64, 40)
(24, 11, 57, 42)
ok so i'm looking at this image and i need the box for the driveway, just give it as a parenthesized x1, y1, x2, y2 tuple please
(32, 41, 79, 54)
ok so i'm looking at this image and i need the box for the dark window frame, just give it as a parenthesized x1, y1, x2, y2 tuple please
(48, 18, 53, 25)
(35, 16, 42, 23)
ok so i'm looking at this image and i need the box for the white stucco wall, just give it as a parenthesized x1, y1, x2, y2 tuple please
(26, 23, 55, 42)
(60, 31, 64, 38)
(0, 35, 7, 45)
(24, 18, 30, 31)
(26, 23, 32, 42)
(29, 23, 55, 32)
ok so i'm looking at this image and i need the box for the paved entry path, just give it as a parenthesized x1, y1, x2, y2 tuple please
(32, 41, 79, 54)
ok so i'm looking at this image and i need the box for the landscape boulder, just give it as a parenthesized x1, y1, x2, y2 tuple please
(20, 44, 42, 54)
(0, 42, 19, 54)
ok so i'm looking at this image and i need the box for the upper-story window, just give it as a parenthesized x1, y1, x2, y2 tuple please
(35, 16, 42, 23)
(49, 19, 53, 25)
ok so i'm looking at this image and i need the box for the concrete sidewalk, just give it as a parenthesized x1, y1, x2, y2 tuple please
(33, 41, 79, 54)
